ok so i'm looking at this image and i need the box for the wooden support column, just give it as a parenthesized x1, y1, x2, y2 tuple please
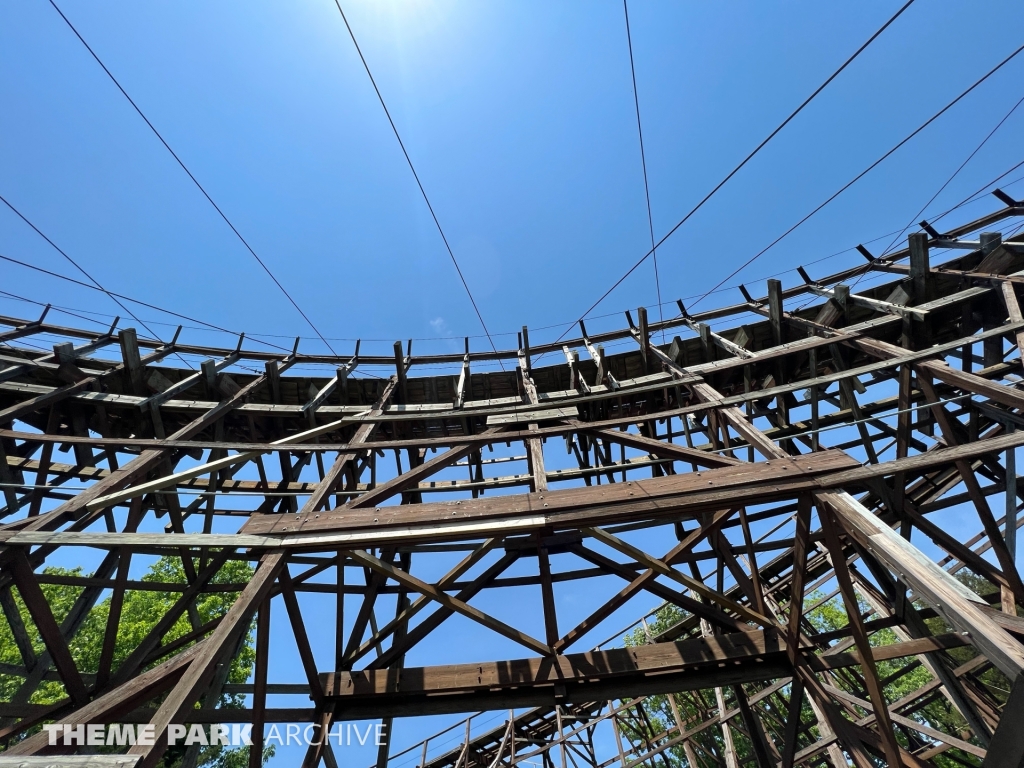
(248, 598, 270, 768)
(7, 549, 89, 706)
(393, 341, 408, 403)
(128, 552, 286, 768)
(118, 327, 145, 395)
(519, 361, 548, 493)
(820, 506, 903, 767)
(538, 541, 559, 650)
(909, 232, 930, 302)
(637, 306, 651, 373)
(767, 279, 784, 346)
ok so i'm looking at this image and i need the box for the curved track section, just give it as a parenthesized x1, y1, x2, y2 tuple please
(1, 201, 1024, 767)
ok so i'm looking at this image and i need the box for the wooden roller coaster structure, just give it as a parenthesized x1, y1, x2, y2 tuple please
(2, 197, 1024, 767)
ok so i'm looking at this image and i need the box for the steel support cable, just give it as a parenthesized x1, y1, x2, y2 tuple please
(0, 194, 160, 342)
(876, 91, 1024, 261)
(46, 0, 339, 357)
(0, 192, 198, 368)
(5, 166, 1021, 363)
(0, 289, 105, 329)
(843, 92, 1024, 294)
(622, 0, 664, 342)
(929, 158, 1024, 228)
(329, 1, 504, 368)
(550, 0, 917, 343)
(688, 41, 1024, 312)
(0, 251, 293, 355)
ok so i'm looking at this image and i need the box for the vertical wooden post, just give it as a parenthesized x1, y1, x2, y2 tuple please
(118, 328, 144, 394)
(521, 325, 532, 376)
(981, 235, 1005, 368)
(538, 543, 559, 648)
(808, 347, 819, 452)
(833, 284, 849, 315)
(909, 232, 930, 302)
(1006, 426, 1018, 615)
(264, 360, 281, 404)
(394, 341, 408, 403)
(980, 231, 1003, 255)
(637, 306, 650, 373)
(767, 279, 784, 346)
(698, 323, 713, 363)
(249, 598, 270, 768)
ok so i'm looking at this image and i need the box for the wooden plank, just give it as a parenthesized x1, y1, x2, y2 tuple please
(347, 428, 502, 509)
(821, 489, 1024, 679)
(583, 426, 742, 469)
(487, 406, 578, 425)
(242, 450, 853, 537)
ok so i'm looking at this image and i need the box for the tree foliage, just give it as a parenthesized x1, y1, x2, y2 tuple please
(0, 555, 273, 767)
(618, 568, 1005, 768)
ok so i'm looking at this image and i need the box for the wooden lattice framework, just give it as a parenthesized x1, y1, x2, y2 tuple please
(2, 199, 1024, 768)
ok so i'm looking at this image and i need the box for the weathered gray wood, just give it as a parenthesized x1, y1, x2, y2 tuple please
(909, 231, 930, 301)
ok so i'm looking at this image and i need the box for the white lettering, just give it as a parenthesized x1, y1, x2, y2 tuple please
(286, 724, 301, 745)
(185, 723, 208, 746)
(265, 724, 283, 745)
(137, 724, 155, 746)
(107, 724, 136, 746)
(303, 724, 320, 746)
(43, 723, 62, 746)
(87, 723, 104, 746)
(167, 724, 186, 745)
(327, 722, 345, 746)
(210, 724, 229, 746)
(232, 723, 253, 746)
(375, 723, 386, 746)
(353, 723, 372, 746)
(64, 724, 85, 746)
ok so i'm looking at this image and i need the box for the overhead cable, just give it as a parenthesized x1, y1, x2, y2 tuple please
(329, 1, 503, 366)
(0, 192, 193, 367)
(689, 40, 1024, 311)
(558, 0, 917, 336)
(622, 0, 664, 340)
(47, 0, 339, 357)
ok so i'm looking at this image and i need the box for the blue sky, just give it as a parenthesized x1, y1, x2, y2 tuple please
(4, 1, 1024, 765)
(3, 0, 1024, 361)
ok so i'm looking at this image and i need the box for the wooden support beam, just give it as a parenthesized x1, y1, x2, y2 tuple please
(118, 328, 145, 395)
(127, 552, 285, 768)
(766, 279, 784, 348)
(821, 489, 1024, 679)
(345, 547, 552, 656)
(909, 232, 930, 301)
(394, 341, 408, 403)
(319, 630, 969, 720)
(7, 549, 89, 705)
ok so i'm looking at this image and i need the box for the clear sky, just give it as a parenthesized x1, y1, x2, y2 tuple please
(4, 1, 1024, 765)
(3, 0, 1024, 363)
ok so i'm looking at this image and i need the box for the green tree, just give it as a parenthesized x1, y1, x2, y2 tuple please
(0, 555, 274, 767)
(620, 569, 1003, 768)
